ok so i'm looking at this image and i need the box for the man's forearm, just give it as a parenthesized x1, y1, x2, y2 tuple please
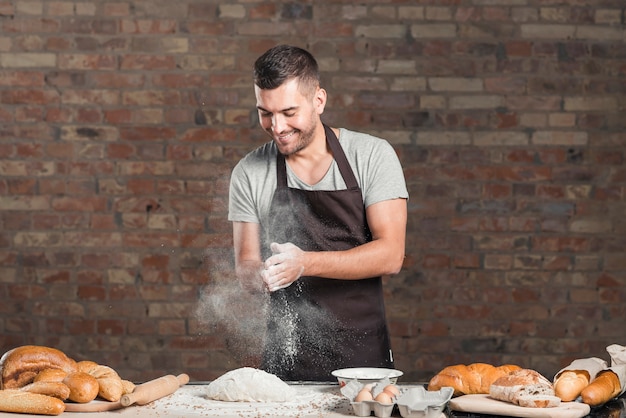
(302, 239, 405, 280)
(235, 260, 265, 293)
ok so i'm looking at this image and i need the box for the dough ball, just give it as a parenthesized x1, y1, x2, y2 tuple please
(206, 367, 296, 402)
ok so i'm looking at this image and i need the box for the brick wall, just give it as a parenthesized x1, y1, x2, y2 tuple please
(0, 0, 624, 382)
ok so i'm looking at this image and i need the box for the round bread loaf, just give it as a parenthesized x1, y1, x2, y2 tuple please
(63, 372, 99, 403)
(0, 346, 78, 389)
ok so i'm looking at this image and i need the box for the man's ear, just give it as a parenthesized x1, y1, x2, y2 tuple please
(314, 87, 327, 115)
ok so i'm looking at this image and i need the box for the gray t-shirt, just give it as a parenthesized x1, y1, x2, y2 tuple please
(228, 128, 408, 232)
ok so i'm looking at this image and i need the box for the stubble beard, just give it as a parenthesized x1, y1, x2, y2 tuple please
(272, 120, 317, 157)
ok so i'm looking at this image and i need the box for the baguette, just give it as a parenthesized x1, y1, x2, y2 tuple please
(0, 389, 65, 415)
(0, 345, 77, 389)
(428, 363, 522, 396)
(554, 369, 590, 401)
(20, 381, 70, 400)
(580, 370, 621, 407)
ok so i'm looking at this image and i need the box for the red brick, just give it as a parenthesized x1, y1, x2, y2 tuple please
(505, 41, 532, 56)
(51, 196, 107, 212)
(422, 254, 450, 269)
(249, 3, 277, 19)
(120, 55, 177, 70)
(2, 89, 59, 104)
(152, 73, 206, 88)
(120, 19, 177, 34)
(127, 179, 155, 194)
(97, 320, 126, 335)
(67, 319, 97, 334)
(119, 127, 176, 141)
(78, 285, 107, 301)
(453, 253, 480, 269)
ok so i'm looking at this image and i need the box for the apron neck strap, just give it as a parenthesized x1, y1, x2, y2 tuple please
(276, 125, 359, 189)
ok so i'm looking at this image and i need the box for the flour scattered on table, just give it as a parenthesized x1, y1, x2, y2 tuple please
(148, 383, 351, 417)
(206, 367, 296, 402)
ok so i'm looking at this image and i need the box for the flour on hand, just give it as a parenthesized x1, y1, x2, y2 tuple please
(206, 367, 296, 402)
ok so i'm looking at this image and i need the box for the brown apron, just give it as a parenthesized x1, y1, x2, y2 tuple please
(260, 124, 393, 381)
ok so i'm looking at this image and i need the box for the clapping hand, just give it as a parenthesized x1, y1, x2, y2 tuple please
(261, 242, 305, 292)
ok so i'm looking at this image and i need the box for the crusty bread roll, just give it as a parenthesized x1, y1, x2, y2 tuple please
(428, 363, 522, 396)
(122, 379, 136, 395)
(554, 369, 590, 401)
(76, 360, 99, 373)
(63, 372, 99, 403)
(489, 369, 557, 408)
(0, 389, 65, 415)
(77, 361, 124, 402)
(580, 370, 621, 406)
(20, 381, 70, 400)
(34, 368, 68, 383)
(0, 345, 77, 389)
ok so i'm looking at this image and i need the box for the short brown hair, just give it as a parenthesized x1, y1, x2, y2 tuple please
(253, 45, 320, 95)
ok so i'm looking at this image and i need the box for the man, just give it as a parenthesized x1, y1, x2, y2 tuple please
(228, 44, 408, 381)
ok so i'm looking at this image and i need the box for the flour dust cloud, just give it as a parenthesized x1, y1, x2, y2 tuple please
(196, 195, 356, 375)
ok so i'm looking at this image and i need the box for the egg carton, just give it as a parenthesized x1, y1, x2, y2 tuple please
(341, 381, 453, 418)
(396, 386, 454, 418)
(341, 378, 398, 417)
(351, 399, 396, 418)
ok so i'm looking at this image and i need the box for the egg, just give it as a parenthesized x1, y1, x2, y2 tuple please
(374, 391, 393, 404)
(383, 384, 400, 397)
(354, 388, 373, 402)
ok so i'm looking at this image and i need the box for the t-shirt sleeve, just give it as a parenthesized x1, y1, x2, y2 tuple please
(228, 161, 260, 223)
(362, 139, 409, 208)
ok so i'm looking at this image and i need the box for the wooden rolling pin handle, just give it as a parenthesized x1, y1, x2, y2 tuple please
(120, 373, 190, 407)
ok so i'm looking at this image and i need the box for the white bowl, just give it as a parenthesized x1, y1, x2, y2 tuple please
(331, 367, 403, 386)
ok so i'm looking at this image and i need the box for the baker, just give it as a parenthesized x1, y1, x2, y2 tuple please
(228, 44, 408, 381)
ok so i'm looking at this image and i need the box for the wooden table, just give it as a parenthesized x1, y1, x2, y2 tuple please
(0, 383, 355, 418)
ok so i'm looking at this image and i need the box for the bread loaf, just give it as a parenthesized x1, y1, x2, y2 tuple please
(0, 389, 65, 415)
(580, 370, 621, 407)
(0, 345, 77, 389)
(517, 394, 562, 408)
(77, 361, 124, 402)
(122, 379, 136, 395)
(34, 368, 68, 383)
(428, 363, 522, 396)
(489, 369, 557, 408)
(554, 369, 590, 401)
(63, 371, 99, 403)
(20, 381, 70, 400)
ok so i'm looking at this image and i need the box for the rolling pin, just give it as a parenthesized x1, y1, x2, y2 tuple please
(120, 373, 189, 407)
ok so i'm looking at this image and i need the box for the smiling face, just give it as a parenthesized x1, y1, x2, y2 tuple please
(255, 78, 326, 156)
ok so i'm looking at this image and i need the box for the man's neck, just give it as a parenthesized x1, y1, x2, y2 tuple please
(285, 125, 336, 185)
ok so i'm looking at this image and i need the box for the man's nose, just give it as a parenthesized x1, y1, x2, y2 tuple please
(271, 114, 286, 133)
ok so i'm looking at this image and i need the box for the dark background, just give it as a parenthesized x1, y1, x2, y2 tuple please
(0, 0, 624, 382)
